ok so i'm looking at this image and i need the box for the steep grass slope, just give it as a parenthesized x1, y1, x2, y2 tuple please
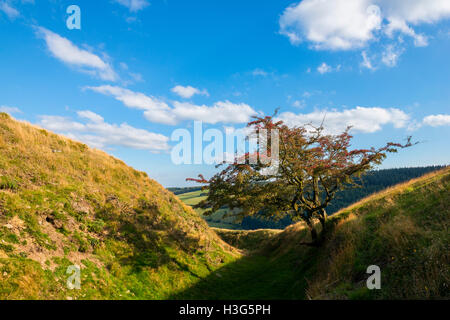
(0, 113, 238, 299)
(174, 167, 449, 299)
(306, 166, 449, 299)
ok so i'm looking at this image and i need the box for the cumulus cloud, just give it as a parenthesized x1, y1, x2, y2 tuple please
(37, 28, 117, 81)
(38, 111, 170, 152)
(86, 85, 257, 126)
(171, 101, 257, 124)
(171, 85, 209, 99)
(0, 105, 21, 114)
(279, 0, 450, 51)
(85, 85, 176, 125)
(113, 0, 150, 12)
(423, 114, 450, 127)
(0, 1, 19, 20)
(280, 0, 382, 50)
(277, 106, 410, 134)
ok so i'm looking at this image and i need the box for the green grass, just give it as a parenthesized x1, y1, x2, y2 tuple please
(212, 228, 281, 251)
(171, 251, 316, 300)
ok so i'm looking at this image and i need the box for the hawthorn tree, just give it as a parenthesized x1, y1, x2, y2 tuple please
(188, 114, 415, 245)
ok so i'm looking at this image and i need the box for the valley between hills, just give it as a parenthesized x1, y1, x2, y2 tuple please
(0, 113, 448, 300)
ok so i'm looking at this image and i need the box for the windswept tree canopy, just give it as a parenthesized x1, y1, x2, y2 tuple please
(188, 113, 415, 244)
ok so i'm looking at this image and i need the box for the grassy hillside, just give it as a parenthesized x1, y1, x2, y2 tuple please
(0, 113, 238, 299)
(174, 167, 449, 299)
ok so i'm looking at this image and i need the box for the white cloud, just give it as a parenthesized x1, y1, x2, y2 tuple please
(171, 85, 209, 99)
(423, 114, 450, 127)
(252, 68, 269, 77)
(292, 100, 306, 108)
(361, 51, 375, 70)
(382, 44, 404, 67)
(0, 105, 21, 114)
(0, 1, 19, 20)
(384, 17, 428, 47)
(113, 0, 150, 12)
(316, 62, 341, 74)
(277, 106, 410, 134)
(87, 85, 257, 125)
(77, 110, 104, 123)
(279, 0, 450, 52)
(37, 27, 117, 81)
(85, 85, 176, 125)
(280, 0, 382, 50)
(317, 62, 332, 74)
(171, 101, 257, 125)
(38, 111, 170, 152)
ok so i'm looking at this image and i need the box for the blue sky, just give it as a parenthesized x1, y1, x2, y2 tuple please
(1, 0, 449, 186)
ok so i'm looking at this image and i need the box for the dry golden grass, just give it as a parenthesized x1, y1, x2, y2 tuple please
(304, 166, 449, 299)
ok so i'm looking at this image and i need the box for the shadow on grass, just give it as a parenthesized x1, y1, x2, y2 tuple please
(170, 248, 319, 300)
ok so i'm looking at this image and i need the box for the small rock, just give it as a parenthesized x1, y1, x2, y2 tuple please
(4, 224, 13, 230)
(66, 296, 73, 300)
(3, 272, 7, 276)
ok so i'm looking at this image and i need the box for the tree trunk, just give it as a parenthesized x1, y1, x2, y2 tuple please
(318, 208, 327, 232)
(305, 218, 319, 244)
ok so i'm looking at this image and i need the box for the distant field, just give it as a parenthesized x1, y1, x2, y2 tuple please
(177, 190, 241, 230)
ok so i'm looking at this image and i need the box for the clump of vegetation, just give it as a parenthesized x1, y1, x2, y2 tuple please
(0, 176, 18, 191)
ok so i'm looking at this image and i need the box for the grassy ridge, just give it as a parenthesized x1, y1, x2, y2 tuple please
(212, 228, 281, 252)
(0, 113, 238, 299)
(307, 167, 449, 299)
